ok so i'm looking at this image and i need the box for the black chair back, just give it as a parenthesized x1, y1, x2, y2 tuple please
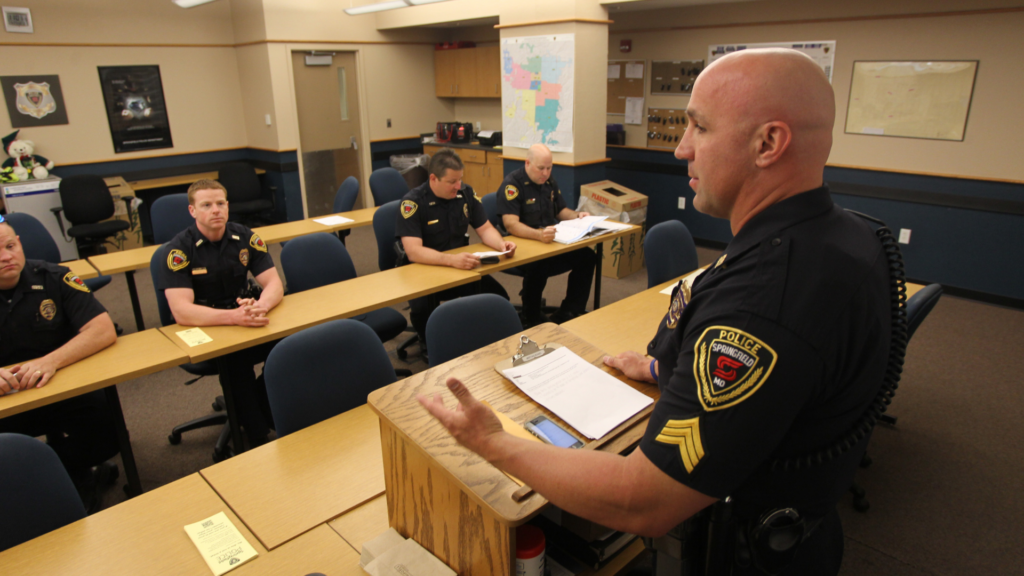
(369, 168, 409, 206)
(4, 212, 60, 263)
(426, 294, 523, 367)
(58, 175, 115, 225)
(280, 233, 357, 294)
(218, 163, 262, 203)
(372, 200, 402, 272)
(0, 433, 86, 552)
(644, 220, 699, 288)
(906, 284, 943, 341)
(151, 193, 194, 244)
(480, 191, 508, 234)
(333, 176, 360, 214)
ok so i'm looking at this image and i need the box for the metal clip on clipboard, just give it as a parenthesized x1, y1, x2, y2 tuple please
(493, 335, 564, 376)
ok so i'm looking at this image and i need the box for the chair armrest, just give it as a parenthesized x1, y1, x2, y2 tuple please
(50, 206, 71, 241)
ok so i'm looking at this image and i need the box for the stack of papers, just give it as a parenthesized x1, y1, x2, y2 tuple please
(553, 216, 630, 244)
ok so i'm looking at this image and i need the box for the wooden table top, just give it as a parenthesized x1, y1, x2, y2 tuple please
(201, 404, 385, 551)
(562, 275, 679, 355)
(236, 524, 363, 576)
(64, 258, 99, 280)
(87, 208, 377, 275)
(159, 263, 478, 363)
(0, 474, 265, 576)
(328, 494, 389, 553)
(127, 168, 266, 191)
(0, 329, 187, 419)
(368, 323, 658, 526)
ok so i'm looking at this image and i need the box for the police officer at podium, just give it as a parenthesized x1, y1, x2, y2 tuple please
(418, 49, 894, 575)
(154, 179, 284, 447)
(497, 143, 597, 326)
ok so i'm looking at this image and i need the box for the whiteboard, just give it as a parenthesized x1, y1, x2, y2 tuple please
(708, 40, 836, 82)
(845, 61, 979, 142)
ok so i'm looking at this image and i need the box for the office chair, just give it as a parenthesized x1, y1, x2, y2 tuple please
(150, 194, 194, 245)
(368, 167, 410, 206)
(333, 176, 359, 245)
(149, 245, 232, 462)
(218, 163, 276, 226)
(280, 233, 412, 377)
(0, 433, 86, 552)
(4, 212, 113, 293)
(264, 319, 397, 436)
(52, 175, 131, 257)
(644, 220, 699, 288)
(850, 283, 943, 512)
(372, 200, 421, 360)
(426, 294, 523, 367)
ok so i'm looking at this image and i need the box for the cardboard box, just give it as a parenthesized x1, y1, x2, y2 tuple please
(579, 180, 648, 279)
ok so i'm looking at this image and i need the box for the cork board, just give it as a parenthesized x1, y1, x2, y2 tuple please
(608, 60, 645, 115)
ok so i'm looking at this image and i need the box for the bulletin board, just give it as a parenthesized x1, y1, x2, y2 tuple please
(845, 61, 979, 141)
(650, 60, 704, 95)
(607, 60, 645, 115)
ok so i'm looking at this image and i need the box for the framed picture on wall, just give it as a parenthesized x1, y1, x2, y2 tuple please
(1, 74, 69, 127)
(97, 65, 173, 153)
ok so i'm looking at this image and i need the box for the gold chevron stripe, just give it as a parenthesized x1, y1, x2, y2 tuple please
(655, 417, 704, 473)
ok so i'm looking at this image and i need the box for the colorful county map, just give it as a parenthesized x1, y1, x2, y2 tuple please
(501, 34, 574, 152)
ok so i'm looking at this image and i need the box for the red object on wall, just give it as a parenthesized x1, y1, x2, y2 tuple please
(620, 39, 632, 53)
(435, 41, 477, 50)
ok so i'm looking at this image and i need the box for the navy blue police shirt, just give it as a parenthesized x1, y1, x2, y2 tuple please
(394, 181, 488, 252)
(495, 166, 567, 229)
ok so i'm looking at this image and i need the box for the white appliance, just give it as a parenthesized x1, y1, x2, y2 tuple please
(1, 176, 80, 261)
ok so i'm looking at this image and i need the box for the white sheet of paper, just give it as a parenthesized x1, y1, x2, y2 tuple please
(501, 347, 653, 439)
(184, 512, 259, 576)
(594, 220, 631, 232)
(314, 215, 354, 226)
(625, 62, 645, 79)
(553, 215, 608, 244)
(660, 268, 706, 295)
(472, 249, 511, 258)
(625, 96, 645, 125)
(177, 327, 213, 347)
(607, 64, 621, 79)
(478, 130, 495, 138)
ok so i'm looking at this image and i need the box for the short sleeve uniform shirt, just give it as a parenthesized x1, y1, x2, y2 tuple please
(154, 223, 273, 307)
(0, 261, 107, 366)
(639, 187, 891, 517)
(395, 181, 487, 251)
(495, 167, 567, 228)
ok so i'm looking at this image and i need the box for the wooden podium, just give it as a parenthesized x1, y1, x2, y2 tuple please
(368, 323, 660, 575)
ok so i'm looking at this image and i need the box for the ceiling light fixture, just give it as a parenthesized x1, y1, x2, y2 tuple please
(172, 0, 219, 8)
(344, 0, 452, 16)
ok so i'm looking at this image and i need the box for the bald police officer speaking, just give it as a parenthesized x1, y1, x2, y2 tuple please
(497, 143, 597, 326)
(396, 148, 516, 350)
(418, 49, 892, 575)
(154, 179, 284, 447)
(0, 214, 120, 508)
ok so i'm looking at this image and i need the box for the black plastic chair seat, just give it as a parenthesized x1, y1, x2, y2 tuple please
(182, 360, 218, 377)
(83, 275, 112, 292)
(67, 219, 129, 239)
(362, 308, 408, 344)
(230, 199, 274, 215)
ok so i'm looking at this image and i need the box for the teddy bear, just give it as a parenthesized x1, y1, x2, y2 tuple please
(3, 130, 54, 180)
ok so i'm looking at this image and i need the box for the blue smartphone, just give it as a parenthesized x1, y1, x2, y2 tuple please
(525, 415, 584, 449)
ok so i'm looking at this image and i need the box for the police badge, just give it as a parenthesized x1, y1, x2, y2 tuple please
(14, 82, 57, 119)
(39, 298, 57, 321)
(239, 248, 249, 266)
(665, 279, 691, 329)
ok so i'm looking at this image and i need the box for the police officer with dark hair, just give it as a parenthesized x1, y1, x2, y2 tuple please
(419, 49, 892, 575)
(396, 148, 517, 350)
(153, 179, 284, 447)
(0, 215, 120, 511)
(497, 143, 597, 326)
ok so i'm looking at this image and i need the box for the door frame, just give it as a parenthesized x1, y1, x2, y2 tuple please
(283, 44, 374, 218)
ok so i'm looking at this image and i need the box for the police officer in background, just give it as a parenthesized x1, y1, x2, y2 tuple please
(497, 143, 597, 326)
(0, 215, 120, 511)
(396, 148, 516, 351)
(154, 179, 284, 447)
(419, 49, 893, 575)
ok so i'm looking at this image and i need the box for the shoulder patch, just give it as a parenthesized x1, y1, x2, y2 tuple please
(168, 249, 189, 271)
(505, 184, 519, 201)
(401, 200, 418, 219)
(655, 417, 704, 473)
(63, 271, 90, 293)
(249, 233, 267, 253)
(463, 203, 469, 218)
(693, 326, 777, 412)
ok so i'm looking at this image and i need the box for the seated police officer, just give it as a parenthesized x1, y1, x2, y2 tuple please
(497, 143, 597, 326)
(420, 49, 892, 575)
(154, 179, 284, 447)
(0, 215, 120, 511)
(396, 148, 516, 351)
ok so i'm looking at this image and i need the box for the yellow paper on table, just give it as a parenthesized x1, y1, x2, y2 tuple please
(184, 512, 259, 576)
(481, 401, 541, 486)
(177, 327, 213, 347)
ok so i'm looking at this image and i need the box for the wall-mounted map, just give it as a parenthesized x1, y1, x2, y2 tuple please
(501, 34, 574, 152)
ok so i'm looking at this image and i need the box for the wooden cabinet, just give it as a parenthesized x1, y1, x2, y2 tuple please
(434, 46, 501, 98)
(425, 144, 505, 195)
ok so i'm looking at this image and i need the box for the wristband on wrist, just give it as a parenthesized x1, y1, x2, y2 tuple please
(649, 359, 658, 382)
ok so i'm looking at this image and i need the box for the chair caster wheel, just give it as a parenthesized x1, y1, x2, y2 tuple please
(396, 348, 408, 360)
(168, 433, 182, 445)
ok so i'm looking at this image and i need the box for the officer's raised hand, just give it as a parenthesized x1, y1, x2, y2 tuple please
(417, 377, 505, 458)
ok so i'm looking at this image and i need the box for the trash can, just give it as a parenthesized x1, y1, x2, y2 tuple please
(577, 181, 649, 279)
(390, 154, 430, 190)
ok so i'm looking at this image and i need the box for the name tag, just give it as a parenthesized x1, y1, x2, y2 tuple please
(31, 284, 44, 290)
(231, 235, 240, 240)
(192, 268, 208, 275)
(427, 220, 439, 225)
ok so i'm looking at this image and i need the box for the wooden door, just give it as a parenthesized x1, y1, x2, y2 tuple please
(292, 51, 363, 217)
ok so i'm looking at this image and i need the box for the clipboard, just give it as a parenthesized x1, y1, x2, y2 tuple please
(493, 334, 564, 376)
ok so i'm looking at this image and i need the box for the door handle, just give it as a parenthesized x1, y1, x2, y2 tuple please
(350, 136, 358, 151)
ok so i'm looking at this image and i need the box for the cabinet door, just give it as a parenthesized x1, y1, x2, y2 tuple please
(477, 45, 501, 98)
(435, 50, 458, 97)
(454, 48, 479, 97)
(462, 161, 487, 193)
(486, 152, 505, 196)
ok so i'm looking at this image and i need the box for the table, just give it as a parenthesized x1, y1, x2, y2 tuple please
(1, 329, 188, 496)
(127, 168, 266, 191)
(329, 494, 390, 553)
(88, 207, 378, 332)
(446, 224, 639, 309)
(368, 323, 658, 576)
(63, 258, 99, 280)
(201, 404, 385, 550)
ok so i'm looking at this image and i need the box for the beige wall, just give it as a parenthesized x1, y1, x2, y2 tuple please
(607, 1, 1024, 181)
